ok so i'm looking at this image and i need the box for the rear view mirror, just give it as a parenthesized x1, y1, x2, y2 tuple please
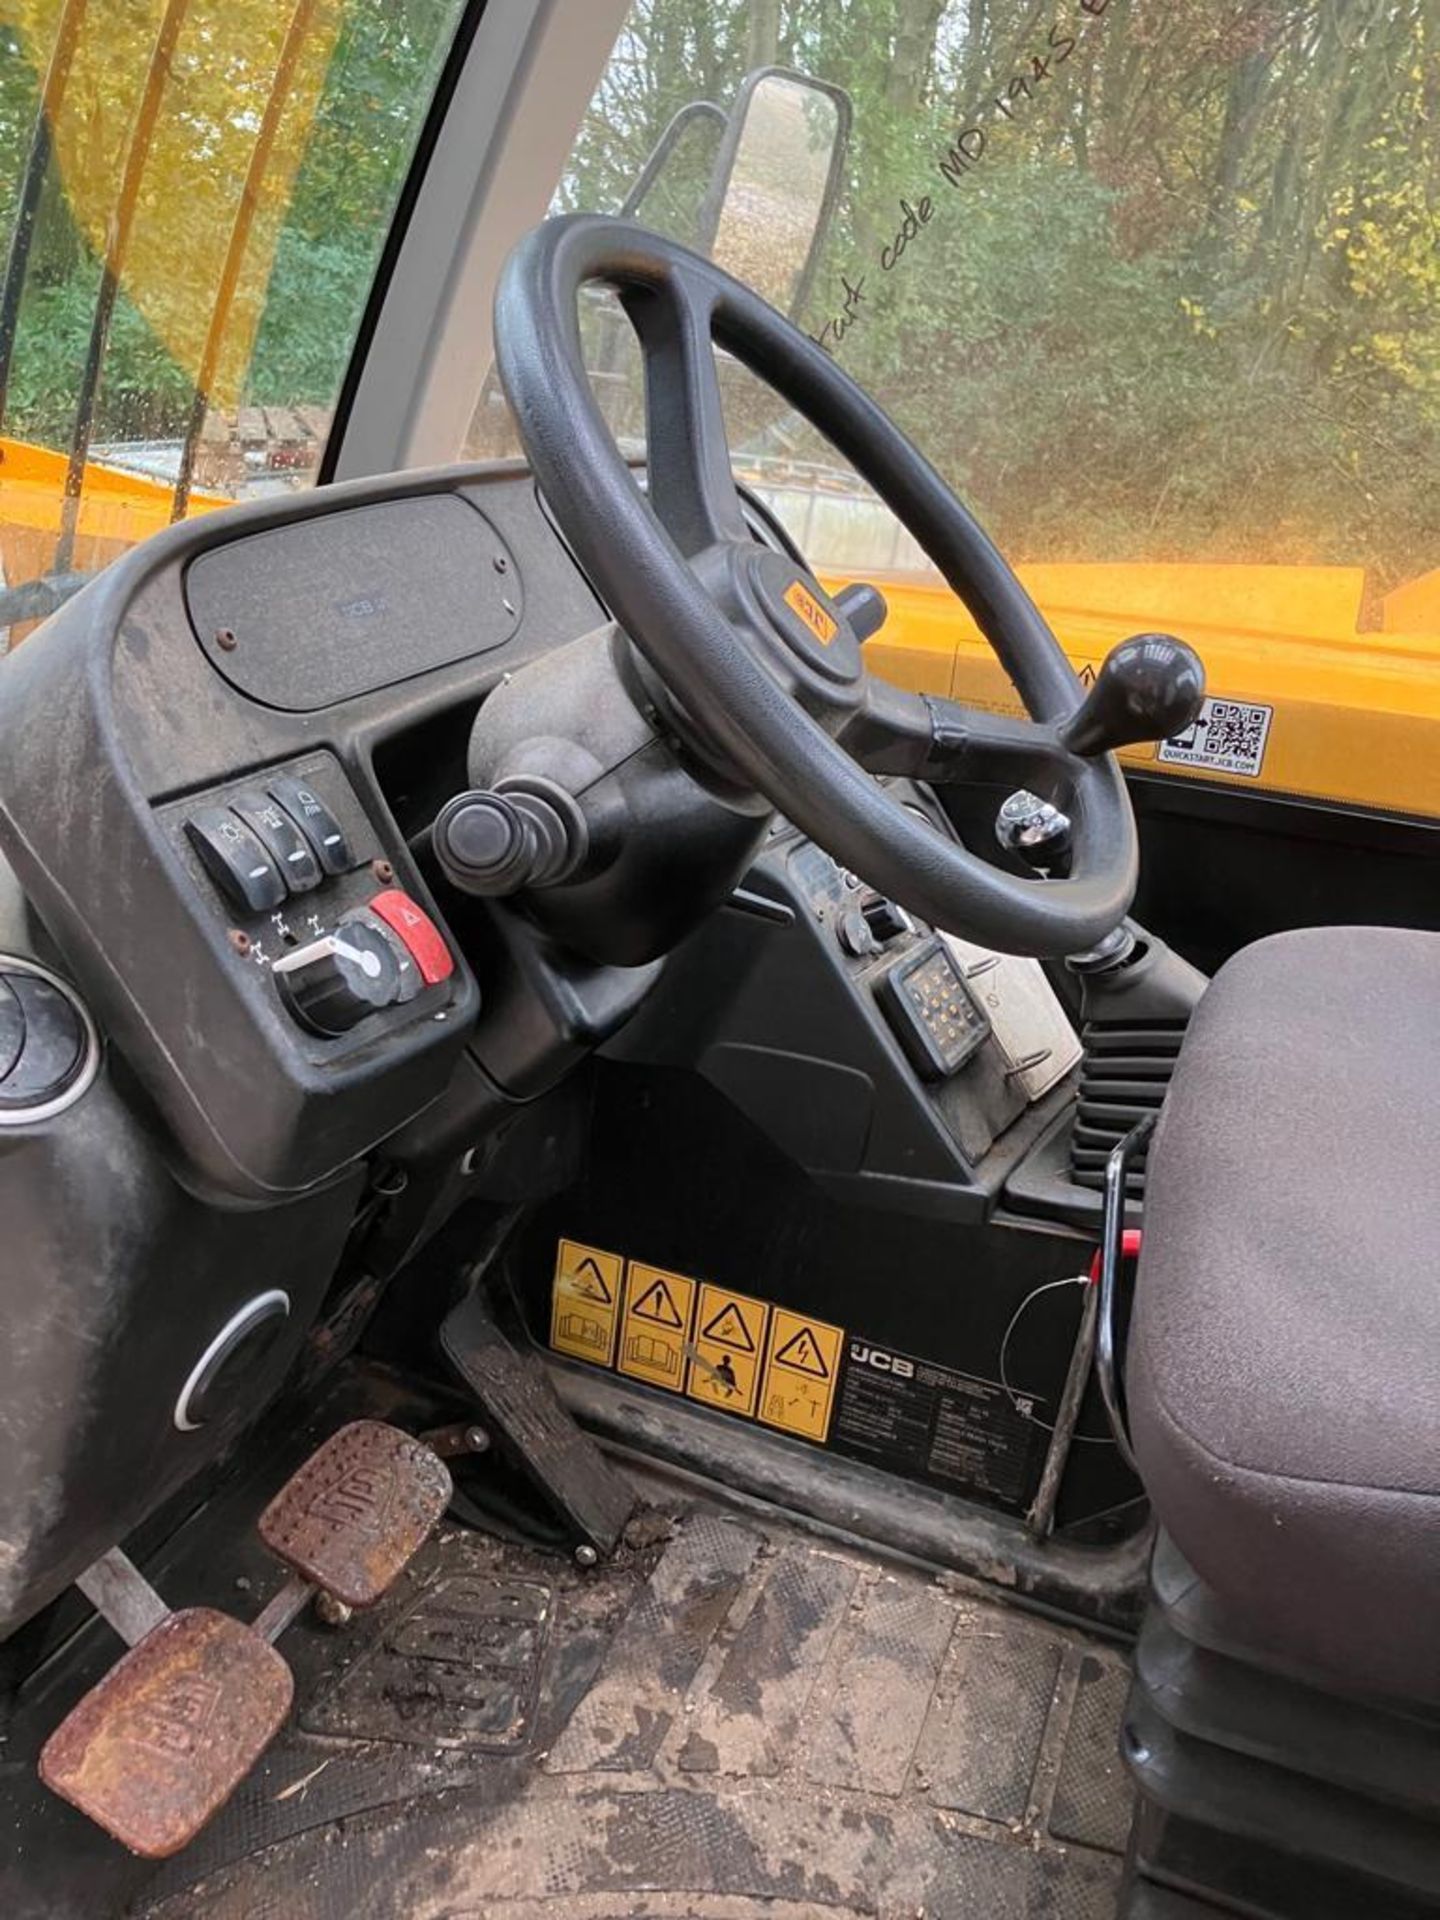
(466, 65, 854, 462)
(700, 69, 851, 319)
(618, 100, 728, 242)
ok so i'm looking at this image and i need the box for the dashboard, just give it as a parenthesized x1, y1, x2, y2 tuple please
(0, 464, 605, 1200)
(0, 463, 616, 1632)
(0, 457, 1082, 1636)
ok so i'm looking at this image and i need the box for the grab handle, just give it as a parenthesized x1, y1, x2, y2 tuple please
(1092, 1115, 1153, 1472)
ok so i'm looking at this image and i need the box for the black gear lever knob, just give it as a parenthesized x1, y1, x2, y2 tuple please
(1057, 633, 1205, 759)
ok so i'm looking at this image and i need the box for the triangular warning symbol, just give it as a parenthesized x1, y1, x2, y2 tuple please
(701, 1302, 755, 1353)
(571, 1257, 612, 1305)
(1078, 662, 1096, 688)
(773, 1326, 829, 1378)
(632, 1279, 683, 1328)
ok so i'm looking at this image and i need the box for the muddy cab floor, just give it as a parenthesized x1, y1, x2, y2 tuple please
(125, 1511, 1129, 1917)
(3, 1372, 1134, 1920)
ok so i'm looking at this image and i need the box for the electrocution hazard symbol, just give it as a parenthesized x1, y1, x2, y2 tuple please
(619, 1264, 695, 1390)
(549, 1239, 623, 1367)
(773, 1327, 829, 1375)
(760, 1309, 843, 1442)
(686, 1284, 770, 1418)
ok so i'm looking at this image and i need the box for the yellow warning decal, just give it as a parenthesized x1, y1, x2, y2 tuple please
(759, 1309, 844, 1442)
(549, 1240, 851, 1446)
(686, 1283, 770, 1419)
(550, 1239, 624, 1367)
(783, 579, 838, 644)
(618, 1263, 696, 1392)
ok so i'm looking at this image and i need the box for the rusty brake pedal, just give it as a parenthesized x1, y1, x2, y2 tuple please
(257, 1419, 452, 1608)
(39, 1608, 293, 1857)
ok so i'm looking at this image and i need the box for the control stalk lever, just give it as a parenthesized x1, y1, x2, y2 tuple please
(1057, 633, 1205, 759)
(433, 776, 589, 898)
(831, 580, 887, 642)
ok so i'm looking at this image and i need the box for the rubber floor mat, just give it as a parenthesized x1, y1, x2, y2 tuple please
(118, 1505, 1133, 1919)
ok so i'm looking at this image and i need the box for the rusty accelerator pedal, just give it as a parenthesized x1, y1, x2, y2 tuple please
(40, 1421, 450, 1856)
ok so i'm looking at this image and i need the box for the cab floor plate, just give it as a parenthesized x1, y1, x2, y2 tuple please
(299, 1571, 553, 1751)
(134, 1527, 1130, 1918)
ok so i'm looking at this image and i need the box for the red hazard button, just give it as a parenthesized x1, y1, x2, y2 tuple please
(368, 889, 454, 986)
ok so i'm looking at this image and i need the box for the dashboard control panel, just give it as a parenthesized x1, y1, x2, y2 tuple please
(159, 751, 461, 1051)
(875, 937, 992, 1081)
(0, 466, 575, 1204)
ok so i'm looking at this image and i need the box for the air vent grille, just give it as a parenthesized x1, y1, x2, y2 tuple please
(1070, 1020, 1186, 1193)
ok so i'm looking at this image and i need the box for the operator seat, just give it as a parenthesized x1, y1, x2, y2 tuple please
(1128, 925, 1440, 1705)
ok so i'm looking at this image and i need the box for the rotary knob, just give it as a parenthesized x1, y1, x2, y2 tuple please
(272, 923, 403, 1036)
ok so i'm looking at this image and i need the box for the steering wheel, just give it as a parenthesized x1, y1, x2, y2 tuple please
(494, 214, 1203, 957)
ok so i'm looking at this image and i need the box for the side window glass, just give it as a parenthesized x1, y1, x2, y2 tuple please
(0, 0, 467, 654)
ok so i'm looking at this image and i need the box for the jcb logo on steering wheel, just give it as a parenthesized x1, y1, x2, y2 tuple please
(784, 579, 838, 644)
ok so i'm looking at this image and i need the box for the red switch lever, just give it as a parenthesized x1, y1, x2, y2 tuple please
(367, 889, 453, 986)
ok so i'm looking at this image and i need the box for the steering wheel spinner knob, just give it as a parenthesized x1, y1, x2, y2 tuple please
(1058, 634, 1206, 759)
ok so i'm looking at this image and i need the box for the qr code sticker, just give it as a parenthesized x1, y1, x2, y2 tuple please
(1157, 697, 1273, 777)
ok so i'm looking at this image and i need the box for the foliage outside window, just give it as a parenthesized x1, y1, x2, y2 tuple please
(0, 0, 465, 648)
(498, 0, 1438, 623)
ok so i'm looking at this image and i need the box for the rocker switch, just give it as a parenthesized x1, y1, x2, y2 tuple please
(185, 808, 286, 914)
(267, 776, 353, 876)
(230, 791, 321, 894)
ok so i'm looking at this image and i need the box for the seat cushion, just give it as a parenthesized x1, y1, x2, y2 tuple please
(1128, 927, 1440, 1703)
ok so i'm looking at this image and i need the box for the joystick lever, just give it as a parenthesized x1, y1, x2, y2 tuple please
(432, 778, 588, 898)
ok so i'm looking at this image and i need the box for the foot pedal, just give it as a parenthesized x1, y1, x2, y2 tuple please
(440, 1286, 637, 1555)
(257, 1419, 452, 1607)
(39, 1609, 292, 1857)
